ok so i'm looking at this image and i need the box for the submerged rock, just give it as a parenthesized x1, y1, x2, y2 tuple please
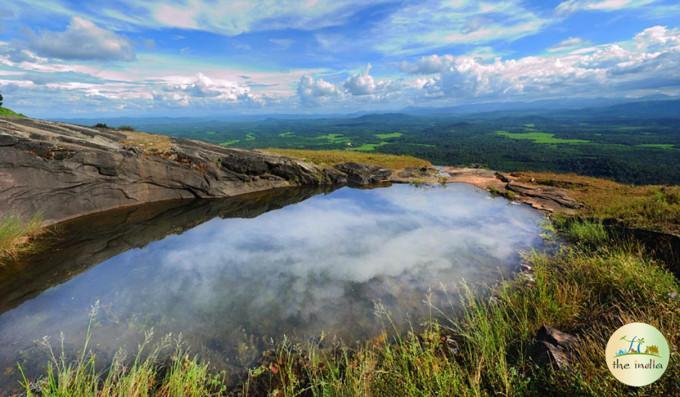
(0, 117, 350, 224)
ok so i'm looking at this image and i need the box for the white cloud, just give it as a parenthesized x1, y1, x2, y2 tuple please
(297, 75, 342, 105)
(634, 25, 680, 50)
(402, 25, 680, 100)
(27, 16, 134, 61)
(157, 73, 263, 108)
(556, 0, 657, 14)
(548, 37, 590, 52)
(100, 0, 386, 36)
(344, 65, 377, 95)
(373, 0, 549, 55)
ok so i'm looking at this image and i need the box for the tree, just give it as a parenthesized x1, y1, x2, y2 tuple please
(0, 93, 3, 108)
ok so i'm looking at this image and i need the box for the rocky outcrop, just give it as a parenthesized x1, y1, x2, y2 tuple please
(335, 162, 393, 185)
(0, 118, 395, 224)
(440, 166, 582, 213)
(506, 181, 582, 210)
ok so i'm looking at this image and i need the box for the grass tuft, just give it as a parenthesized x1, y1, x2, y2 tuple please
(21, 304, 226, 397)
(0, 214, 42, 261)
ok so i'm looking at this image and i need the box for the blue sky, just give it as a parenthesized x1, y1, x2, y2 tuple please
(0, 0, 679, 117)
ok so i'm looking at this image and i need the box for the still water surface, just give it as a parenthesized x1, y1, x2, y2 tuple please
(0, 184, 545, 389)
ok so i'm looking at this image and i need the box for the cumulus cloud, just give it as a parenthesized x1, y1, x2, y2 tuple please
(344, 65, 377, 95)
(297, 75, 342, 105)
(401, 26, 680, 100)
(27, 16, 135, 61)
(556, 0, 657, 14)
(297, 66, 401, 106)
(157, 73, 263, 108)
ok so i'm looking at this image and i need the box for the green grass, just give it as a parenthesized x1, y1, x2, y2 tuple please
(245, 133, 256, 141)
(20, 309, 226, 397)
(375, 132, 403, 140)
(349, 142, 388, 152)
(555, 218, 610, 246)
(278, 131, 295, 138)
(0, 106, 25, 118)
(0, 214, 42, 261)
(496, 131, 590, 145)
(220, 139, 240, 147)
(313, 133, 350, 144)
(637, 143, 675, 150)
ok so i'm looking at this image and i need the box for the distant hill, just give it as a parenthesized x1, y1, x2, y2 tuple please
(402, 97, 680, 119)
(581, 100, 680, 119)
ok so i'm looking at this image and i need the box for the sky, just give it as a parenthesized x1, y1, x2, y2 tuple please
(0, 0, 679, 117)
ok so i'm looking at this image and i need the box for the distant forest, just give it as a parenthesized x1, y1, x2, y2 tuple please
(81, 100, 680, 185)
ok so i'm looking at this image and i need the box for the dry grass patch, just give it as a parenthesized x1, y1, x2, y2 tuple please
(262, 148, 431, 169)
(122, 131, 175, 155)
(518, 172, 680, 234)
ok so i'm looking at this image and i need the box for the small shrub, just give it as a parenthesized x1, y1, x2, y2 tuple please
(118, 125, 135, 131)
(94, 123, 109, 129)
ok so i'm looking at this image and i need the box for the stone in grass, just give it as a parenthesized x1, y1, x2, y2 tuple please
(530, 325, 577, 370)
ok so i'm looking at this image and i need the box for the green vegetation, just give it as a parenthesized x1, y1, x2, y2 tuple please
(118, 125, 136, 132)
(313, 133, 350, 144)
(488, 186, 516, 200)
(245, 133, 256, 141)
(0, 106, 25, 118)
(220, 139, 240, 146)
(553, 218, 609, 246)
(496, 130, 590, 144)
(0, 214, 42, 261)
(349, 142, 388, 152)
(21, 314, 226, 397)
(375, 132, 403, 139)
(637, 143, 675, 150)
(121, 109, 680, 184)
(262, 148, 431, 169)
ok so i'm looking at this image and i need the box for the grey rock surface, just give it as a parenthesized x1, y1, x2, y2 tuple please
(0, 117, 387, 224)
